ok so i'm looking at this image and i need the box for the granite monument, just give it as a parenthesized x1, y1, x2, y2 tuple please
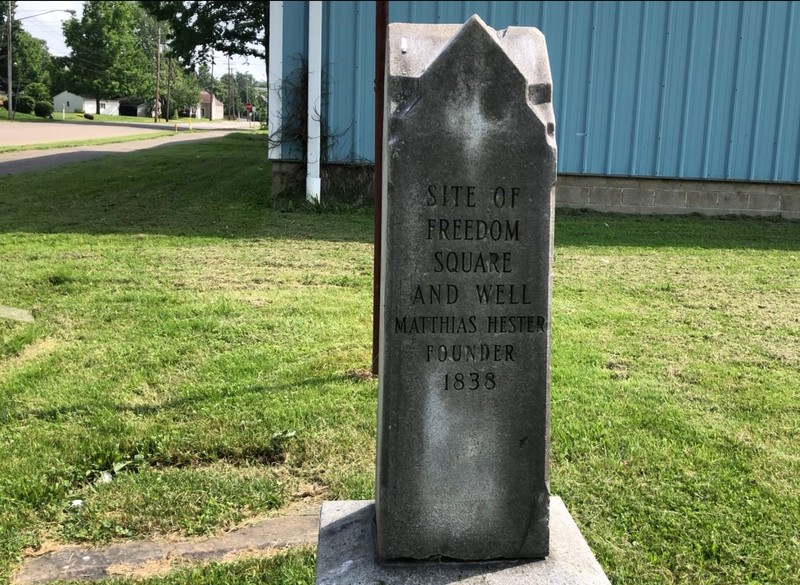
(316, 15, 610, 585)
(376, 15, 556, 561)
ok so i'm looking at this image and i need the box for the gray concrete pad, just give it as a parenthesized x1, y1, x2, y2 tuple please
(13, 508, 319, 584)
(316, 498, 611, 585)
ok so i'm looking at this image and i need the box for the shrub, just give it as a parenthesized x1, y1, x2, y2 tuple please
(15, 95, 35, 114)
(34, 101, 54, 118)
(24, 82, 50, 103)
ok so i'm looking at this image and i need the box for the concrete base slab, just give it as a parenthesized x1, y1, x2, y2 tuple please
(315, 497, 610, 584)
(14, 508, 319, 584)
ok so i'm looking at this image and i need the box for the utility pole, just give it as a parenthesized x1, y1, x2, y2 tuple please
(210, 55, 214, 120)
(6, 0, 13, 120)
(154, 24, 160, 123)
(166, 56, 172, 121)
(227, 54, 232, 120)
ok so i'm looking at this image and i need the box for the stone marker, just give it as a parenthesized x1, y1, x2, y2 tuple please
(317, 15, 609, 584)
(376, 15, 557, 561)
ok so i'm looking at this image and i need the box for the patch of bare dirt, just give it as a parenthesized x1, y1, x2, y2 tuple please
(19, 540, 63, 559)
(106, 552, 190, 580)
(3, 338, 58, 370)
(346, 367, 376, 382)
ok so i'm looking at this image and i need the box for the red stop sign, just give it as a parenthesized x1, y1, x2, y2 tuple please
(245, 102, 253, 112)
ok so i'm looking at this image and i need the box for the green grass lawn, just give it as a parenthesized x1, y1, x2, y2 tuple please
(1, 134, 798, 584)
(0, 108, 41, 122)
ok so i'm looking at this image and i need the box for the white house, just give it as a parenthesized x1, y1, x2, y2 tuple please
(53, 91, 120, 115)
(198, 90, 224, 120)
(119, 98, 148, 117)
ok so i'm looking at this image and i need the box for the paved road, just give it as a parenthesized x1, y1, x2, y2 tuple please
(0, 120, 257, 176)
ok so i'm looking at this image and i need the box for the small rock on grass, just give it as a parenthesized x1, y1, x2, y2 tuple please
(0, 305, 34, 323)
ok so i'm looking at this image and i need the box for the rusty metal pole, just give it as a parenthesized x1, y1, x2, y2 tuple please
(372, 0, 388, 375)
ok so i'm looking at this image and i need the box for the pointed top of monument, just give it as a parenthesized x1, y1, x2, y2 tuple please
(388, 15, 551, 89)
(463, 13, 490, 30)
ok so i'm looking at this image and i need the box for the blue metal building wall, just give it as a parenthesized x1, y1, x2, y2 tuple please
(280, 1, 308, 160)
(280, 1, 800, 183)
(322, 1, 375, 162)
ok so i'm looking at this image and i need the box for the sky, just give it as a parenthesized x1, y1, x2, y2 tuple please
(15, 0, 267, 81)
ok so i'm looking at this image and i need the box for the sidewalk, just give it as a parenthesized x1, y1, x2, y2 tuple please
(0, 119, 256, 147)
(0, 130, 250, 176)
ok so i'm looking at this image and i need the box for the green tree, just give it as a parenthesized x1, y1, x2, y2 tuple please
(216, 72, 257, 120)
(219, 72, 239, 118)
(48, 55, 71, 94)
(197, 62, 225, 106)
(14, 32, 51, 88)
(211, 76, 227, 112)
(163, 56, 199, 118)
(63, 1, 153, 112)
(0, 1, 15, 95)
(235, 71, 256, 111)
(1, 2, 13, 97)
(141, 1, 268, 78)
(196, 62, 213, 91)
(23, 80, 49, 102)
(2, 2, 53, 105)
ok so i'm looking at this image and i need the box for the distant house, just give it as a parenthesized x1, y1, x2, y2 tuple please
(119, 98, 147, 117)
(199, 90, 224, 120)
(53, 91, 120, 115)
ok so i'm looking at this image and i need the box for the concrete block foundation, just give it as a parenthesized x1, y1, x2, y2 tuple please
(556, 174, 800, 219)
(315, 498, 611, 585)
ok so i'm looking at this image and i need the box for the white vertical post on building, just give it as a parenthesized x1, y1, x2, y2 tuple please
(306, 0, 323, 203)
(268, 1, 284, 160)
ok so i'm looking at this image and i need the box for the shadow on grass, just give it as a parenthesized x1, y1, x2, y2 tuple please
(0, 149, 144, 175)
(3, 374, 348, 475)
(0, 133, 373, 243)
(4, 374, 338, 426)
(1, 133, 795, 249)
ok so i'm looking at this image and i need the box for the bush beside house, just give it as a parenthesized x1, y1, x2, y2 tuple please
(15, 96, 36, 115)
(35, 102, 54, 118)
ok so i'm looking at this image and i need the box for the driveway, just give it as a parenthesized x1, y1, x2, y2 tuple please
(0, 120, 258, 175)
